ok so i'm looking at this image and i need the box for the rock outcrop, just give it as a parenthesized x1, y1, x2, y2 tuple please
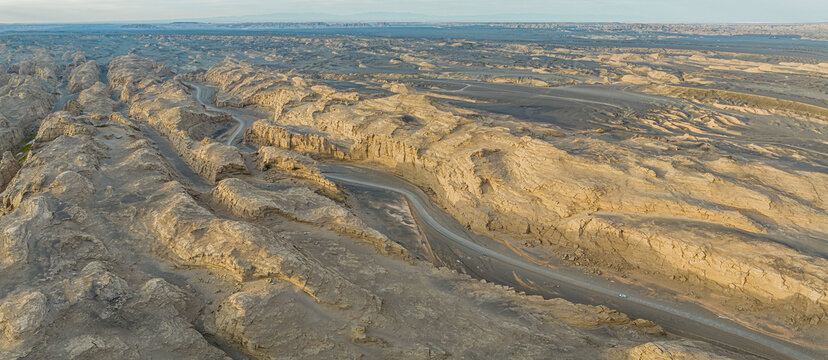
(77, 81, 120, 120)
(61, 50, 86, 74)
(0, 290, 48, 358)
(0, 151, 20, 192)
(0, 196, 53, 270)
(255, 146, 340, 196)
(0, 69, 55, 152)
(34, 111, 96, 145)
(0, 116, 24, 155)
(146, 180, 383, 311)
(245, 120, 349, 159)
(622, 340, 733, 360)
(190, 139, 247, 183)
(211, 177, 406, 257)
(108, 55, 248, 184)
(205, 59, 828, 334)
(8, 51, 61, 87)
(67, 60, 100, 93)
(0, 109, 336, 359)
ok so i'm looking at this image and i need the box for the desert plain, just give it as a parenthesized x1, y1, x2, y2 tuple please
(0, 22, 826, 359)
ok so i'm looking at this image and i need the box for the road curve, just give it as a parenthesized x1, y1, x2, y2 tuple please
(322, 163, 821, 360)
(177, 78, 822, 360)
(186, 81, 255, 146)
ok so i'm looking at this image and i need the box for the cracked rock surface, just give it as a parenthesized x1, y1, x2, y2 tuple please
(0, 25, 825, 359)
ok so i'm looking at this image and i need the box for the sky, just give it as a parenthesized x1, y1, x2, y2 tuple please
(0, 0, 826, 23)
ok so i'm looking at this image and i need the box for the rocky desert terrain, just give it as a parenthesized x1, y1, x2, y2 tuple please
(0, 24, 825, 359)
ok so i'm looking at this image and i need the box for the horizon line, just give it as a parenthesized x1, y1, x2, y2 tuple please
(1, 20, 827, 25)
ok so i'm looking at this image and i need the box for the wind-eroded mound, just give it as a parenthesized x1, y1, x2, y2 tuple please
(0, 45, 764, 359)
(108, 55, 248, 184)
(0, 66, 55, 153)
(255, 146, 341, 197)
(77, 81, 120, 120)
(204, 59, 828, 340)
(210, 177, 406, 258)
(67, 60, 100, 94)
(0, 69, 751, 360)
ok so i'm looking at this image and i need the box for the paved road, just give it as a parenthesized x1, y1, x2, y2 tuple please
(187, 81, 259, 146)
(169, 79, 822, 360)
(321, 162, 821, 360)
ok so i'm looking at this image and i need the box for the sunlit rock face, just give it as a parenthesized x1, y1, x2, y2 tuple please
(0, 24, 825, 359)
(209, 60, 828, 331)
(0, 68, 55, 153)
(67, 60, 101, 94)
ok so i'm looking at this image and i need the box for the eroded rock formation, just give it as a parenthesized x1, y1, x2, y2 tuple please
(0, 29, 824, 359)
(205, 59, 828, 337)
(0, 71, 730, 360)
(67, 60, 100, 93)
(108, 55, 249, 184)
(210, 177, 406, 257)
(0, 151, 19, 192)
(77, 81, 120, 120)
(255, 146, 340, 197)
(0, 61, 55, 152)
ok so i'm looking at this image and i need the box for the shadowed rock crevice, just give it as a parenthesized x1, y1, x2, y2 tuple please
(1, 26, 825, 359)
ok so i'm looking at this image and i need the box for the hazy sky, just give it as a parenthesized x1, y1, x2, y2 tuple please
(0, 0, 826, 23)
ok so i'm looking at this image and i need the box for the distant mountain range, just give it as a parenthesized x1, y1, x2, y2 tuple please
(184, 12, 563, 23)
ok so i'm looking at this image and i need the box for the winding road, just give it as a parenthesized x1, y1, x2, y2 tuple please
(321, 163, 820, 360)
(184, 79, 822, 360)
(187, 81, 257, 146)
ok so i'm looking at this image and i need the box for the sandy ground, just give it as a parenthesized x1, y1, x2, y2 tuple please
(0, 26, 826, 359)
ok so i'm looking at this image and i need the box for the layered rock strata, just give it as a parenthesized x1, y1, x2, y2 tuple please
(0, 152, 19, 192)
(0, 66, 749, 360)
(210, 177, 406, 258)
(108, 55, 248, 183)
(67, 60, 100, 93)
(0, 54, 56, 153)
(245, 120, 350, 160)
(255, 146, 341, 197)
(77, 81, 120, 120)
(204, 59, 828, 336)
